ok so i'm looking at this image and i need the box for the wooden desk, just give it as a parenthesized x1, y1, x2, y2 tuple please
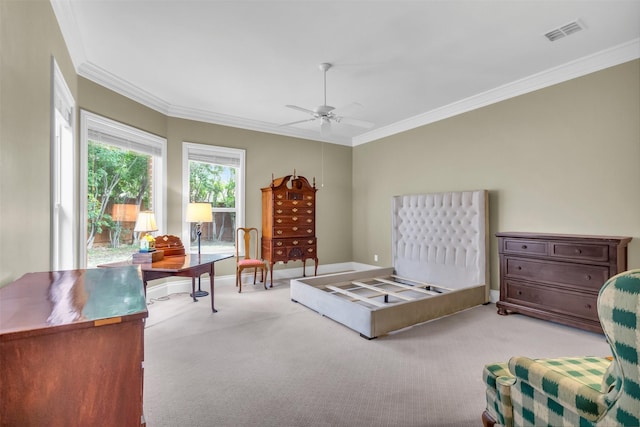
(0, 266, 147, 426)
(100, 253, 232, 313)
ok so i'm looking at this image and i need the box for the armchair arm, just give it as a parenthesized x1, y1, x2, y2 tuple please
(508, 357, 609, 422)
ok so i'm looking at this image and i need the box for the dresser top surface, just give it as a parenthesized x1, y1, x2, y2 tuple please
(496, 232, 632, 244)
(0, 266, 147, 338)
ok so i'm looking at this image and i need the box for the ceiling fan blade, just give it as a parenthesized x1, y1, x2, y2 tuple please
(285, 105, 316, 116)
(331, 102, 363, 117)
(335, 116, 375, 129)
(280, 118, 316, 127)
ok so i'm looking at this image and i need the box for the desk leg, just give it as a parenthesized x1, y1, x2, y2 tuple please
(191, 277, 198, 302)
(209, 264, 217, 313)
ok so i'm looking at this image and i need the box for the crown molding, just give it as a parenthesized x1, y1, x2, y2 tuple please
(352, 38, 640, 146)
(50, 0, 87, 71)
(77, 62, 351, 145)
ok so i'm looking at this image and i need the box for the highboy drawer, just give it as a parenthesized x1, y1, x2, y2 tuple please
(504, 257, 609, 291)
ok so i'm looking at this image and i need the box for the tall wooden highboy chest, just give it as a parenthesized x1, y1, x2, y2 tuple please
(261, 174, 318, 284)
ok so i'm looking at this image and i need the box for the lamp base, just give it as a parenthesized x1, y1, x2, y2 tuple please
(190, 290, 209, 298)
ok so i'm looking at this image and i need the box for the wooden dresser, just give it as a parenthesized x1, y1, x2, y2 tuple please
(0, 266, 148, 426)
(496, 232, 631, 333)
(261, 174, 318, 284)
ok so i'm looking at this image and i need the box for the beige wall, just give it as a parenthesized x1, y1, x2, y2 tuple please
(353, 59, 640, 291)
(0, 0, 77, 284)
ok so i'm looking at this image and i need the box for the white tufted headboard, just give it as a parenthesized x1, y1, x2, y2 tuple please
(391, 190, 488, 289)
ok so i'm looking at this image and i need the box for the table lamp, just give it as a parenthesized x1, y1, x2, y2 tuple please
(133, 211, 158, 252)
(186, 202, 213, 298)
(186, 202, 213, 256)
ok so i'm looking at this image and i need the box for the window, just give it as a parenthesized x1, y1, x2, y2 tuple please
(182, 143, 245, 254)
(51, 57, 76, 270)
(80, 111, 166, 268)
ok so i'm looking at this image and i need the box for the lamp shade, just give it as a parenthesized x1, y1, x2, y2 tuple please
(133, 211, 158, 232)
(186, 203, 213, 223)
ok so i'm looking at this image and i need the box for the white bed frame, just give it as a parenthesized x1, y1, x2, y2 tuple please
(290, 190, 489, 339)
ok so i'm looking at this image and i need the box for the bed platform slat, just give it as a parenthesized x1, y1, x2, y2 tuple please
(325, 285, 387, 307)
(350, 280, 416, 301)
(375, 278, 441, 295)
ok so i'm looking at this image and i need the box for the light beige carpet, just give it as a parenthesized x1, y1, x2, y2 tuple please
(143, 278, 610, 427)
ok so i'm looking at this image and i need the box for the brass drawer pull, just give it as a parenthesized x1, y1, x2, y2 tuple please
(521, 245, 527, 249)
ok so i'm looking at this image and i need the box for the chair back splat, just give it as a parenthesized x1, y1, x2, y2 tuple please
(235, 227, 269, 293)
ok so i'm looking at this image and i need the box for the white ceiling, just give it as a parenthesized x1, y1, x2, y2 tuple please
(51, 0, 640, 146)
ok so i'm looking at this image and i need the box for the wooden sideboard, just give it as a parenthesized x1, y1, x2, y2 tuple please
(496, 232, 631, 333)
(261, 174, 318, 284)
(0, 266, 148, 426)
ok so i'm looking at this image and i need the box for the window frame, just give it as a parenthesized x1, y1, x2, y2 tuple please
(181, 142, 245, 253)
(51, 57, 77, 270)
(79, 110, 167, 268)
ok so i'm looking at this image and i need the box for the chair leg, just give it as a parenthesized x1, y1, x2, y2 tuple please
(262, 267, 268, 290)
(253, 267, 257, 284)
(237, 268, 242, 293)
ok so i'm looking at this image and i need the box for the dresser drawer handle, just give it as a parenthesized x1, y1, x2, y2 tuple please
(517, 266, 522, 270)
(575, 249, 582, 254)
(276, 241, 283, 246)
(292, 216, 298, 221)
(293, 240, 299, 245)
(292, 227, 298, 231)
(586, 275, 592, 280)
(292, 208, 298, 213)
(276, 230, 283, 235)
(521, 245, 527, 249)
(585, 304, 592, 309)
(517, 290, 523, 295)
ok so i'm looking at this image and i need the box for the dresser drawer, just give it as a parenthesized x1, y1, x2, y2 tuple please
(274, 199, 314, 209)
(274, 206, 314, 216)
(274, 226, 315, 237)
(504, 280, 599, 322)
(549, 242, 609, 262)
(272, 242, 316, 261)
(502, 239, 547, 256)
(274, 216, 314, 226)
(504, 257, 609, 291)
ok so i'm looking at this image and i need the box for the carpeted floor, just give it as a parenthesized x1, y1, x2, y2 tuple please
(142, 277, 610, 427)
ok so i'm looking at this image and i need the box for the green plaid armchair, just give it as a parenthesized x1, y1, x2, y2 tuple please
(482, 269, 640, 427)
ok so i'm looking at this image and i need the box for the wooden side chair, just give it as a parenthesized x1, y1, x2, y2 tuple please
(235, 227, 269, 293)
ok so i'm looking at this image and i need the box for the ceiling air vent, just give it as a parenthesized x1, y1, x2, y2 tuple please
(544, 20, 585, 42)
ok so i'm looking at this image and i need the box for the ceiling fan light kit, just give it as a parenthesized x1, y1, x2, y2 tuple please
(281, 62, 374, 135)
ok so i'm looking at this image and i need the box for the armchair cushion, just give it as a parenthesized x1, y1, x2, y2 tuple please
(508, 356, 612, 424)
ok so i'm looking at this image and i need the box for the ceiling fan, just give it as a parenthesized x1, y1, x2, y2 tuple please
(281, 63, 374, 136)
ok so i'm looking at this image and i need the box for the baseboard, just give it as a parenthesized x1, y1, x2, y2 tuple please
(145, 261, 379, 302)
(489, 289, 499, 303)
